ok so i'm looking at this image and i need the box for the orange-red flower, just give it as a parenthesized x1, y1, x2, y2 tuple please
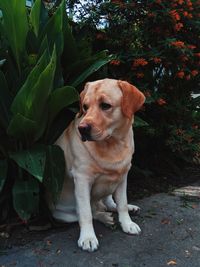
(186, 0, 193, 7)
(191, 70, 199, 76)
(152, 57, 162, 64)
(148, 12, 156, 18)
(187, 44, 196, 49)
(110, 60, 121, 66)
(171, 41, 185, 48)
(195, 53, 200, 57)
(176, 129, 184, 135)
(176, 71, 185, 78)
(136, 72, 145, 78)
(192, 125, 199, 130)
(96, 33, 105, 40)
(185, 74, 191, 80)
(169, 10, 181, 21)
(180, 55, 188, 62)
(178, 0, 184, 4)
(174, 22, 183, 31)
(132, 58, 148, 67)
(157, 98, 167, 106)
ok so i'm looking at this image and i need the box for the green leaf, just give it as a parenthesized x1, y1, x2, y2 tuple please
(134, 116, 149, 128)
(44, 145, 65, 203)
(11, 49, 50, 116)
(38, 35, 49, 57)
(71, 55, 113, 87)
(10, 147, 46, 183)
(12, 179, 39, 220)
(0, 159, 7, 193)
(0, 71, 12, 128)
(7, 113, 37, 140)
(0, 0, 28, 72)
(40, 0, 64, 55)
(62, 10, 79, 65)
(48, 86, 79, 126)
(10, 48, 57, 139)
(30, 0, 41, 37)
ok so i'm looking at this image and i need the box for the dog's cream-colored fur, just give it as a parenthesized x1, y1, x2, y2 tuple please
(48, 78, 145, 252)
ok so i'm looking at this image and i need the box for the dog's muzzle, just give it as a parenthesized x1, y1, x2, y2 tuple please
(78, 123, 92, 142)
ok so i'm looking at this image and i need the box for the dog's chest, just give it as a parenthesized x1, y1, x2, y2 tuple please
(91, 172, 123, 200)
(90, 159, 131, 200)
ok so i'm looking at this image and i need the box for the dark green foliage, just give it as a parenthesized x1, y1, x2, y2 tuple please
(0, 0, 111, 221)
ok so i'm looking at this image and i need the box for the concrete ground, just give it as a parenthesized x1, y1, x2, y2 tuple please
(1, 191, 200, 267)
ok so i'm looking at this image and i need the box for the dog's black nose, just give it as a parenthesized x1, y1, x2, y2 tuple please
(78, 124, 92, 141)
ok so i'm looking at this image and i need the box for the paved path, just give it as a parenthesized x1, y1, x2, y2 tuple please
(1, 192, 200, 267)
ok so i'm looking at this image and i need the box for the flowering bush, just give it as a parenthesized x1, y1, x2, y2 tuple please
(68, 0, 200, 174)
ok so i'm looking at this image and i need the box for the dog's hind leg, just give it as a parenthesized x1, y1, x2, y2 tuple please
(92, 200, 115, 226)
(103, 195, 140, 213)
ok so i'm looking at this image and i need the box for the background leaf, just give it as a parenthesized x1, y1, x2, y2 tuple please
(10, 147, 46, 183)
(44, 145, 65, 203)
(134, 116, 149, 128)
(0, 159, 7, 193)
(7, 113, 37, 140)
(71, 55, 113, 87)
(0, 71, 12, 128)
(12, 179, 39, 220)
(48, 86, 79, 126)
(30, 0, 41, 37)
(0, 0, 28, 71)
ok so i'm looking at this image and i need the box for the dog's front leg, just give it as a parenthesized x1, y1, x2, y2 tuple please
(114, 174, 141, 235)
(74, 176, 99, 252)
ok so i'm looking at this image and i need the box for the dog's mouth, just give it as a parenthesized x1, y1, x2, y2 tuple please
(81, 134, 93, 142)
(81, 132, 111, 142)
(78, 123, 112, 142)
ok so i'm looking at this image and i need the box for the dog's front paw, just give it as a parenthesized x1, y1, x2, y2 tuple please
(78, 234, 99, 252)
(121, 221, 141, 235)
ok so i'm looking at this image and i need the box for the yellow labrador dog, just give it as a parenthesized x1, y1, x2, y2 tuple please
(49, 78, 145, 252)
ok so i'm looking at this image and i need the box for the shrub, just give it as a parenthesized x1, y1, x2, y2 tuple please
(0, 0, 111, 222)
(69, 0, 200, 174)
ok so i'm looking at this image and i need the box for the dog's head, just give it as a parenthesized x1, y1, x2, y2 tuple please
(78, 78, 145, 142)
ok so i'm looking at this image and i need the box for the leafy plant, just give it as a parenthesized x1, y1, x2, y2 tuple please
(0, 0, 111, 222)
(69, 0, 200, 176)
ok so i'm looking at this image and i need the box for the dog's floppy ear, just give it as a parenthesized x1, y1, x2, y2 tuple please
(118, 80, 145, 119)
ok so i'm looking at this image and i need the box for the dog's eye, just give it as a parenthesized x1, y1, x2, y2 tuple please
(82, 104, 88, 111)
(100, 102, 112, 110)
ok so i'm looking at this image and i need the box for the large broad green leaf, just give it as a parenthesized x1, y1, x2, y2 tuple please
(0, 71, 12, 129)
(10, 48, 56, 139)
(12, 179, 39, 220)
(30, 0, 41, 37)
(38, 35, 49, 57)
(48, 86, 79, 126)
(62, 9, 79, 66)
(10, 146, 46, 183)
(44, 145, 65, 203)
(29, 0, 48, 38)
(71, 55, 114, 87)
(11, 49, 50, 116)
(7, 113, 37, 140)
(0, 159, 7, 193)
(40, 0, 64, 55)
(0, 0, 28, 72)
